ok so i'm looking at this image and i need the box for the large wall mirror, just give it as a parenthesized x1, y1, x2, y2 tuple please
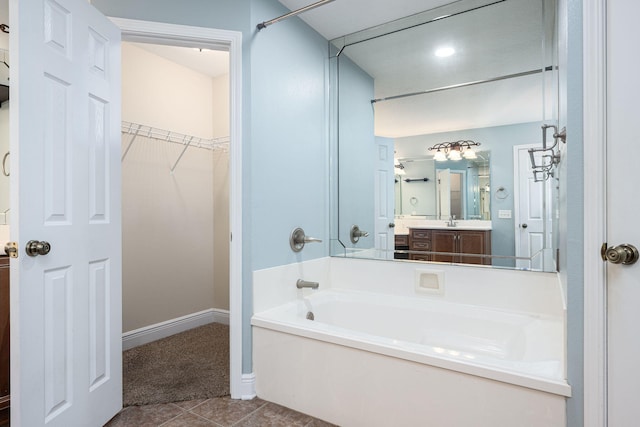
(329, 0, 560, 272)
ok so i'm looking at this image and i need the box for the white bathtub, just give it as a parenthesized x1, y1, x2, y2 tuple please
(252, 257, 570, 426)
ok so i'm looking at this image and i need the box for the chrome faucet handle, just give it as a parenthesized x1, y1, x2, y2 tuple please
(350, 225, 369, 244)
(290, 227, 322, 252)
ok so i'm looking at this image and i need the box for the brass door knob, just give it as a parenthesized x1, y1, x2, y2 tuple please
(602, 243, 638, 265)
(26, 240, 51, 257)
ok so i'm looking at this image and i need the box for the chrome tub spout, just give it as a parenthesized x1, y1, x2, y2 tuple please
(296, 279, 319, 289)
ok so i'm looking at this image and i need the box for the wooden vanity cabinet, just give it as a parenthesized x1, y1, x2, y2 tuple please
(409, 228, 491, 265)
(394, 234, 409, 260)
(408, 229, 432, 262)
(0, 256, 9, 425)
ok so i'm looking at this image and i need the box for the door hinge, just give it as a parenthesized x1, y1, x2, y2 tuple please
(4, 241, 18, 258)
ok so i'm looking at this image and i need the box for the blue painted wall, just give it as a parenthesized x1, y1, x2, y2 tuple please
(92, 0, 330, 374)
(395, 122, 542, 268)
(92, 4, 585, 423)
(564, 0, 584, 424)
(335, 55, 375, 250)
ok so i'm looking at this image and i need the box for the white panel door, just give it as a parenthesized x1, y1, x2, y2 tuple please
(514, 145, 547, 271)
(374, 138, 394, 259)
(10, 0, 122, 425)
(606, 1, 640, 424)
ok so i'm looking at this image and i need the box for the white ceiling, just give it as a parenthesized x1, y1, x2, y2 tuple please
(278, 0, 553, 138)
(129, 42, 229, 78)
(277, 0, 455, 40)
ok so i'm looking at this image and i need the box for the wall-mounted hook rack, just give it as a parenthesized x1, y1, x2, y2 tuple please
(528, 124, 566, 182)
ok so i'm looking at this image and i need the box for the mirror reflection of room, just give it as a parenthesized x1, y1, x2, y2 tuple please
(332, 0, 559, 272)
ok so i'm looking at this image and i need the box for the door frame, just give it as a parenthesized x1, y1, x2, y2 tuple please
(583, 0, 607, 425)
(112, 18, 247, 399)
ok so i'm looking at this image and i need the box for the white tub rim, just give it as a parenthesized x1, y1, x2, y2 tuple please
(252, 289, 571, 397)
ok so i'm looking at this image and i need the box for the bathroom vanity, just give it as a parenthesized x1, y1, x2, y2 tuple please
(0, 256, 8, 426)
(407, 227, 492, 265)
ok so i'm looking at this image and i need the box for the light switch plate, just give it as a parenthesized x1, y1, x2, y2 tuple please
(498, 209, 512, 219)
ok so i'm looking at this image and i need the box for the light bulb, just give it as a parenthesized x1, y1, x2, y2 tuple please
(435, 47, 455, 57)
(448, 150, 462, 161)
(434, 150, 447, 161)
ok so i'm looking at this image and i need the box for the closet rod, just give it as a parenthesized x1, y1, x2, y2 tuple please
(257, 0, 335, 30)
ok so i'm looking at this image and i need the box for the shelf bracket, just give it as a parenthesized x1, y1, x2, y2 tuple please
(170, 136, 194, 173)
(121, 123, 142, 162)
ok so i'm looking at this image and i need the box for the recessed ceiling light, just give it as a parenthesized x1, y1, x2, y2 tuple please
(435, 47, 455, 57)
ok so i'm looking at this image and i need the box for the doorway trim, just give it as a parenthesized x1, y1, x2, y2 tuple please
(111, 18, 247, 399)
(583, 0, 607, 425)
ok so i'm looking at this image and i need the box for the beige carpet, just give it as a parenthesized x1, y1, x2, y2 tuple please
(123, 323, 230, 406)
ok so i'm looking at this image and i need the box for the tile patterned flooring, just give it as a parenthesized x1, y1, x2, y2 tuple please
(105, 396, 337, 427)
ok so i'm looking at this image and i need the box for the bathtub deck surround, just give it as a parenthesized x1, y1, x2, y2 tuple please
(252, 257, 569, 426)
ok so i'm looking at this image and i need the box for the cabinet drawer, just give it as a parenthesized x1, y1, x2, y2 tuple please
(395, 234, 409, 247)
(411, 241, 431, 250)
(410, 229, 431, 240)
(410, 253, 431, 262)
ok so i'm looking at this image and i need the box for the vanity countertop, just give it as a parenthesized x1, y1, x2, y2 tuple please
(394, 219, 492, 234)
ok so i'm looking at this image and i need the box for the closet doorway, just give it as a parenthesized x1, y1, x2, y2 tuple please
(119, 39, 232, 404)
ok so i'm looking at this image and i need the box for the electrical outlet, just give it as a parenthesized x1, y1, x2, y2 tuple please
(498, 209, 512, 219)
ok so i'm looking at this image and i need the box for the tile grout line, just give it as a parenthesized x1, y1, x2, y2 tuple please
(156, 404, 189, 427)
(184, 409, 227, 427)
(229, 401, 271, 426)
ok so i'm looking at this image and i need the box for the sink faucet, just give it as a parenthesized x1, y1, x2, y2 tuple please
(447, 215, 457, 227)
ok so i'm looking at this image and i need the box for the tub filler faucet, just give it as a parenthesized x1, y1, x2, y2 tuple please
(296, 279, 319, 289)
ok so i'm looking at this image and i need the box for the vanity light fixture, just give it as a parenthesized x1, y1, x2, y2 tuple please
(394, 162, 407, 175)
(448, 148, 462, 161)
(435, 46, 455, 57)
(428, 140, 481, 162)
(433, 150, 447, 162)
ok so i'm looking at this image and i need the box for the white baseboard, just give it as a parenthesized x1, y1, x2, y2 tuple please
(122, 308, 230, 350)
(240, 372, 257, 400)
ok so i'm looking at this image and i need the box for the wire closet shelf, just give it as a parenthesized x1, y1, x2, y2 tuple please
(121, 121, 229, 152)
(121, 121, 230, 172)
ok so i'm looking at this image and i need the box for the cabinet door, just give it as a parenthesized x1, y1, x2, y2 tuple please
(431, 230, 457, 263)
(458, 231, 488, 265)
